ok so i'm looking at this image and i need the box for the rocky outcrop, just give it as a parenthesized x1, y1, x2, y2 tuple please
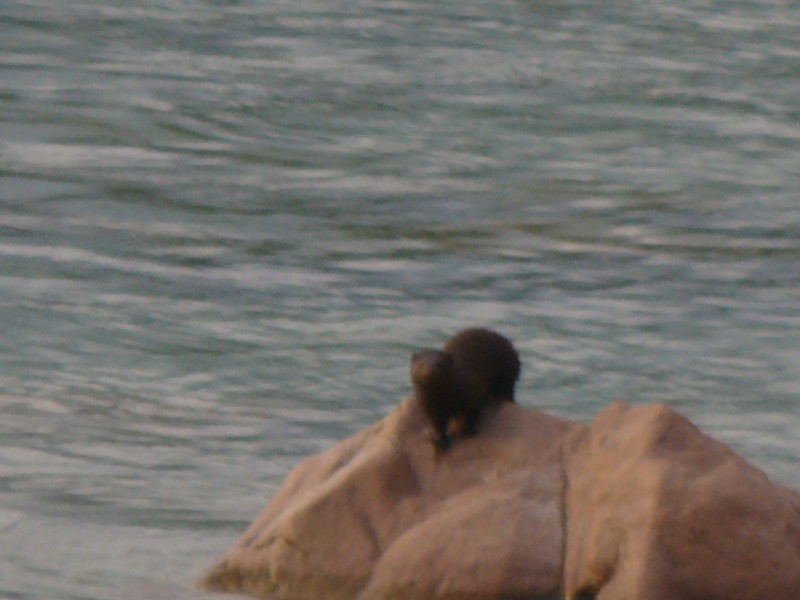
(199, 400, 800, 600)
(199, 399, 576, 599)
(563, 402, 800, 600)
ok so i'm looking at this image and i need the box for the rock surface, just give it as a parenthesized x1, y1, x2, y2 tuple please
(563, 402, 800, 600)
(199, 400, 800, 600)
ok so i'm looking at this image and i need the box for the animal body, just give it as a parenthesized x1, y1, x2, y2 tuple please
(410, 328, 520, 452)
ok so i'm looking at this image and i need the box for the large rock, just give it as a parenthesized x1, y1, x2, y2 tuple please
(563, 402, 800, 600)
(199, 400, 800, 600)
(199, 398, 576, 599)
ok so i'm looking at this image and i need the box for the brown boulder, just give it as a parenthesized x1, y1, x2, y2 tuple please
(564, 402, 800, 600)
(200, 399, 576, 599)
(199, 400, 800, 600)
(362, 463, 565, 600)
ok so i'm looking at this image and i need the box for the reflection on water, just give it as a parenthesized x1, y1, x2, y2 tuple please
(2, 0, 799, 598)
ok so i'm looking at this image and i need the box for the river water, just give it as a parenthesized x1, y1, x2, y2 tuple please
(2, 0, 799, 598)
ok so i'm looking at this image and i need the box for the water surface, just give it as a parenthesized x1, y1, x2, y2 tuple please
(2, 0, 799, 598)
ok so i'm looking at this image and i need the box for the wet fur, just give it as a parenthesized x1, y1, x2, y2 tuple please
(410, 328, 520, 452)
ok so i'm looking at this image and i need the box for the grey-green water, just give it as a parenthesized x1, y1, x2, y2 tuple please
(2, 0, 799, 598)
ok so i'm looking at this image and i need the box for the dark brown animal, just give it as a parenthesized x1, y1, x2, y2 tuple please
(410, 328, 520, 452)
